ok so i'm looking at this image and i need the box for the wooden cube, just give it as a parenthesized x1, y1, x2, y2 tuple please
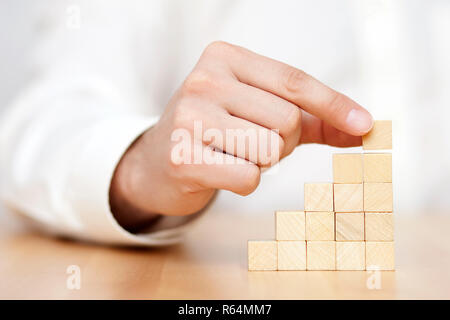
(336, 242, 365, 270)
(306, 212, 335, 241)
(335, 212, 364, 241)
(333, 153, 363, 183)
(333, 184, 363, 212)
(304, 183, 333, 211)
(366, 242, 395, 270)
(365, 213, 394, 241)
(275, 211, 305, 241)
(363, 153, 392, 183)
(364, 183, 393, 212)
(362, 120, 392, 150)
(307, 241, 336, 270)
(248, 241, 277, 271)
(277, 241, 306, 270)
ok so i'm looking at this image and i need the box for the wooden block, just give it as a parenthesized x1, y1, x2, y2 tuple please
(304, 183, 334, 211)
(364, 183, 393, 212)
(336, 242, 365, 270)
(365, 213, 394, 241)
(333, 184, 363, 212)
(277, 241, 306, 270)
(248, 241, 277, 271)
(366, 242, 395, 270)
(275, 211, 305, 241)
(335, 212, 364, 241)
(363, 153, 392, 183)
(307, 241, 336, 270)
(306, 212, 335, 240)
(362, 120, 392, 150)
(333, 153, 363, 183)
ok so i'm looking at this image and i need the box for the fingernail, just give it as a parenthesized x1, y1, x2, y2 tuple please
(346, 109, 373, 134)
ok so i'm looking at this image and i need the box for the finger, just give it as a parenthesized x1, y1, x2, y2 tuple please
(186, 147, 261, 196)
(221, 81, 299, 136)
(215, 42, 373, 136)
(299, 111, 362, 147)
(199, 109, 284, 167)
(221, 81, 302, 157)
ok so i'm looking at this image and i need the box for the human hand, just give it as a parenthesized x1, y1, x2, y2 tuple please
(109, 42, 373, 230)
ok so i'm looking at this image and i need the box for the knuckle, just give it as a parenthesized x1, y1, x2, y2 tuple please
(283, 107, 302, 135)
(179, 181, 200, 195)
(172, 103, 192, 129)
(182, 70, 217, 95)
(239, 165, 261, 195)
(203, 40, 234, 57)
(327, 92, 348, 117)
(281, 67, 310, 94)
(258, 131, 284, 166)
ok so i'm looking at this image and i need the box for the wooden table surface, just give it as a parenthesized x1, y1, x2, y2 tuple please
(1, 209, 449, 299)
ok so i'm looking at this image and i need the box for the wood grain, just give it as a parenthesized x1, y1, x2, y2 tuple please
(333, 153, 363, 183)
(305, 212, 335, 241)
(336, 242, 365, 271)
(277, 241, 306, 271)
(306, 241, 336, 271)
(366, 241, 395, 271)
(364, 183, 393, 212)
(334, 184, 363, 212)
(304, 183, 334, 212)
(362, 120, 392, 150)
(363, 153, 392, 183)
(1, 210, 450, 299)
(248, 240, 277, 271)
(365, 212, 394, 241)
(335, 212, 365, 241)
(276, 211, 305, 241)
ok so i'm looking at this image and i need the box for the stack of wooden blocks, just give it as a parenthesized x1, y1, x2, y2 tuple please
(248, 120, 394, 271)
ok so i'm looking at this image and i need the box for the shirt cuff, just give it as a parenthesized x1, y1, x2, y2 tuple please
(65, 114, 203, 246)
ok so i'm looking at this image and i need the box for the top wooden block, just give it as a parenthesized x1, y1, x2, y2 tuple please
(363, 120, 392, 150)
(304, 183, 334, 212)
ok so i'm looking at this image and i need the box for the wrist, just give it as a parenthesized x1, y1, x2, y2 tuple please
(109, 132, 161, 232)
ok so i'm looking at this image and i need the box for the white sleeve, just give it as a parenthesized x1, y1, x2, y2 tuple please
(0, 1, 202, 246)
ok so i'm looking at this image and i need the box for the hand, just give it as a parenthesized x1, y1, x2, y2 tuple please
(109, 41, 373, 230)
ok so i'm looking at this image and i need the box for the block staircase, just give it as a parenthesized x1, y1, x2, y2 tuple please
(248, 120, 394, 271)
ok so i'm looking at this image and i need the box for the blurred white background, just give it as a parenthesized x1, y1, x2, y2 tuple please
(0, 0, 449, 220)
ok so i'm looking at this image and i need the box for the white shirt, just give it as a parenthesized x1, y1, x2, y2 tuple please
(1, 0, 449, 245)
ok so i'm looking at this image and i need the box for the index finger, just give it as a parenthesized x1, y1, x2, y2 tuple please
(214, 42, 373, 136)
